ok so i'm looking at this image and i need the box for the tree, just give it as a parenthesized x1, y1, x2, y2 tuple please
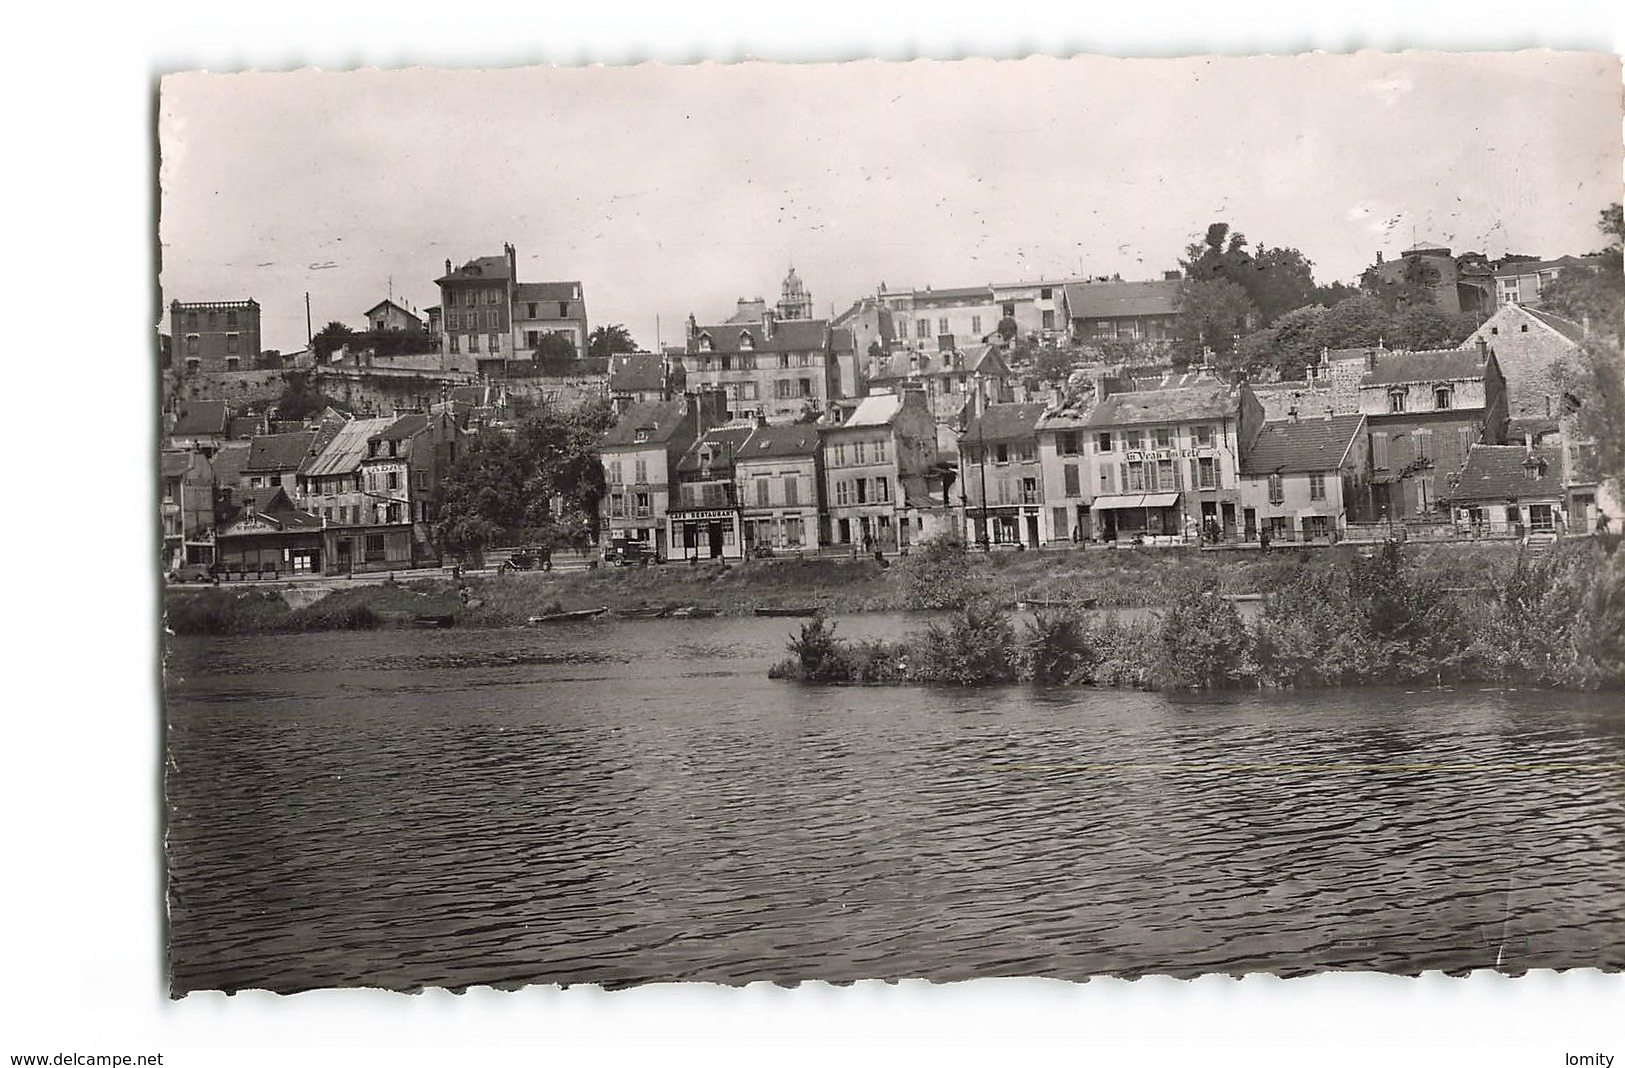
(269, 369, 343, 422)
(996, 317, 1018, 342)
(1557, 336, 1625, 501)
(587, 323, 639, 360)
(1311, 296, 1394, 352)
(531, 332, 577, 366)
(1235, 304, 1327, 379)
(1388, 306, 1478, 351)
(1361, 255, 1441, 312)
(1033, 344, 1078, 389)
(1174, 277, 1255, 360)
(311, 320, 354, 362)
(1312, 280, 1361, 306)
(1244, 246, 1319, 325)
(1181, 222, 1252, 284)
(1541, 202, 1624, 340)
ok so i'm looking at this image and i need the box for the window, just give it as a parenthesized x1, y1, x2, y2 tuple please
(995, 444, 1009, 464)
(226, 309, 238, 328)
(1388, 390, 1407, 414)
(756, 479, 771, 507)
(1194, 424, 1213, 447)
(207, 311, 217, 328)
(1303, 516, 1330, 541)
(798, 378, 812, 398)
(1156, 458, 1175, 489)
(226, 333, 239, 354)
(797, 352, 810, 368)
(485, 310, 498, 329)
(856, 479, 868, 504)
(1042, 309, 1056, 330)
(917, 319, 929, 338)
(854, 441, 868, 464)
(1063, 464, 1081, 496)
(1415, 428, 1433, 461)
(1096, 432, 1113, 453)
(464, 291, 476, 307)
(1371, 431, 1389, 469)
(876, 477, 891, 503)
(415, 471, 429, 491)
(1520, 323, 1529, 333)
(832, 443, 846, 466)
(1309, 473, 1326, 501)
(1126, 463, 1146, 492)
(836, 481, 851, 506)
(634, 492, 651, 517)
(185, 311, 198, 329)
(1490, 326, 1499, 335)
(607, 459, 622, 484)
(1059, 432, 1079, 456)
(1197, 456, 1218, 489)
(1268, 474, 1285, 504)
(1434, 387, 1452, 410)
(1124, 431, 1142, 451)
(1002, 302, 1016, 318)
(784, 476, 799, 506)
(938, 318, 949, 335)
(897, 319, 909, 339)
(186, 335, 200, 355)
(527, 302, 538, 318)
(468, 334, 480, 353)
(365, 534, 386, 562)
(387, 472, 400, 491)
(559, 302, 570, 317)
(634, 458, 648, 482)
(1153, 428, 1172, 449)
(874, 440, 887, 463)
(971, 315, 982, 333)
(1040, 287, 1053, 300)
(1099, 465, 1114, 493)
(1021, 477, 1037, 504)
(489, 333, 501, 352)
(225, 357, 240, 371)
(785, 517, 804, 546)
(1013, 443, 1035, 463)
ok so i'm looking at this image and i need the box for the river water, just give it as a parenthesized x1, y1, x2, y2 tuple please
(164, 613, 1625, 993)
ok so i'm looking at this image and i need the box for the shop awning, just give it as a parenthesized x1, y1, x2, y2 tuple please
(1092, 492, 1181, 510)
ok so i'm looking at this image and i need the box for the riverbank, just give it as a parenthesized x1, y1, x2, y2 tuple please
(767, 537, 1625, 693)
(164, 537, 1556, 637)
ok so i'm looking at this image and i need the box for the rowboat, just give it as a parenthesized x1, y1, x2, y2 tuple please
(411, 613, 457, 628)
(526, 606, 609, 624)
(1016, 596, 1097, 611)
(753, 606, 821, 617)
(614, 606, 670, 620)
(666, 606, 718, 619)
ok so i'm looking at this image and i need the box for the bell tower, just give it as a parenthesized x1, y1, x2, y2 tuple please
(777, 266, 813, 321)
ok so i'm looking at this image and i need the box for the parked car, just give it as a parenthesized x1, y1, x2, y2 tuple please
(167, 562, 216, 584)
(506, 551, 538, 571)
(602, 540, 655, 567)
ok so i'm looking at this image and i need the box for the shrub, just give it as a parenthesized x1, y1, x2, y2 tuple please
(896, 534, 973, 610)
(1088, 613, 1162, 688)
(1252, 565, 1367, 687)
(1023, 611, 1097, 685)
(1155, 575, 1257, 690)
(908, 601, 1018, 685)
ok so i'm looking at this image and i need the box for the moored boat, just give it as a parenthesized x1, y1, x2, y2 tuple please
(411, 614, 457, 628)
(753, 605, 821, 617)
(614, 606, 670, 620)
(526, 606, 609, 624)
(666, 606, 718, 619)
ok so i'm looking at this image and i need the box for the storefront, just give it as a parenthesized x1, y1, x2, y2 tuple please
(1090, 492, 1181, 542)
(667, 508, 744, 561)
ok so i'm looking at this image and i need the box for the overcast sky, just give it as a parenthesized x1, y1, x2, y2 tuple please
(158, 52, 1622, 353)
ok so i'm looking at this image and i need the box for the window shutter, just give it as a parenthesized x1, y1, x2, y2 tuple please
(1189, 458, 1200, 490)
(1372, 432, 1389, 469)
(1119, 462, 1128, 493)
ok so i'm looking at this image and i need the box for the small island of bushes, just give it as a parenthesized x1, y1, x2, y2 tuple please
(769, 536, 1625, 692)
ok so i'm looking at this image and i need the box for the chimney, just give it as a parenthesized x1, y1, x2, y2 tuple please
(756, 412, 769, 430)
(444, 258, 452, 275)
(1322, 405, 1335, 421)
(1376, 251, 1384, 264)
(1476, 337, 1489, 361)
(762, 309, 776, 340)
(1288, 406, 1299, 424)
(1366, 349, 1378, 373)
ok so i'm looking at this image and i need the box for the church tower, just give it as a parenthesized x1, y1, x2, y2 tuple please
(777, 266, 813, 321)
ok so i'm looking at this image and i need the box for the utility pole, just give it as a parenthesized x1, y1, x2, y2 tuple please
(305, 292, 313, 351)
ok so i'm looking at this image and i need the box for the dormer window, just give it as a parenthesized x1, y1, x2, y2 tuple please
(633, 428, 650, 443)
(1388, 389, 1408, 414)
(1433, 386, 1452, 410)
(739, 331, 754, 350)
(698, 332, 713, 353)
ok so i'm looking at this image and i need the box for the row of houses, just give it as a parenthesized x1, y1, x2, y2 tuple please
(160, 401, 465, 577)
(596, 320, 1609, 560)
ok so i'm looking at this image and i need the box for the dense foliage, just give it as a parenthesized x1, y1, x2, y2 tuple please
(431, 397, 617, 562)
(771, 540, 1625, 692)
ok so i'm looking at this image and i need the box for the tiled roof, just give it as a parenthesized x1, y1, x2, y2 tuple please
(299, 417, 396, 478)
(1240, 415, 1366, 475)
(364, 299, 421, 321)
(963, 402, 1049, 442)
(170, 400, 228, 436)
(373, 413, 429, 443)
(609, 352, 667, 394)
(675, 425, 756, 474)
(1492, 255, 1612, 278)
(1446, 444, 1565, 502)
(601, 398, 691, 448)
(840, 393, 904, 429)
(161, 451, 196, 478)
(1361, 347, 1488, 387)
(437, 255, 510, 284)
(738, 423, 822, 460)
(1084, 382, 1235, 428)
(244, 431, 318, 472)
(227, 487, 324, 530)
(1523, 307, 1586, 343)
(209, 441, 251, 486)
(227, 416, 262, 440)
(1062, 280, 1180, 321)
(691, 318, 830, 354)
(830, 326, 854, 353)
(910, 285, 995, 304)
(513, 282, 585, 318)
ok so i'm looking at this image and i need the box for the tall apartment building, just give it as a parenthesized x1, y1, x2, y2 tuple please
(170, 299, 262, 373)
(435, 244, 589, 373)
